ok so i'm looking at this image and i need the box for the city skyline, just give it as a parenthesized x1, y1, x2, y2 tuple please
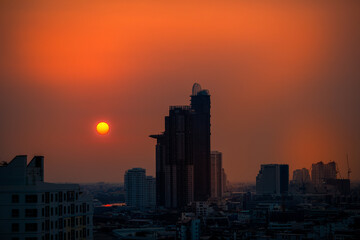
(0, 1, 360, 183)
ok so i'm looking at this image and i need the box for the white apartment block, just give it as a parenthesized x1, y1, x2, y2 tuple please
(0, 155, 93, 240)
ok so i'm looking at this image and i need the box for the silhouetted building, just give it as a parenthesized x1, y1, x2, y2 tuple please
(292, 168, 311, 184)
(0, 155, 93, 240)
(146, 176, 156, 208)
(211, 151, 223, 198)
(150, 83, 211, 208)
(150, 134, 167, 207)
(324, 179, 350, 195)
(222, 168, 227, 194)
(311, 161, 337, 186)
(124, 168, 156, 209)
(191, 83, 211, 201)
(256, 164, 289, 195)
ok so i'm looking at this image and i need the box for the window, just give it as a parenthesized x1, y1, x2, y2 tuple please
(25, 238, 37, 240)
(12, 194, 19, 203)
(25, 209, 37, 218)
(25, 223, 37, 232)
(51, 207, 53, 216)
(12, 223, 19, 232)
(12, 209, 20, 217)
(45, 192, 50, 203)
(59, 218, 63, 228)
(51, 194, 53, 202)
(45, 206, 50, 217)
(25, 195, 38, 203)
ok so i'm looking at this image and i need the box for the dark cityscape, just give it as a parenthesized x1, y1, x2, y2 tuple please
(1, 1, 360, 240)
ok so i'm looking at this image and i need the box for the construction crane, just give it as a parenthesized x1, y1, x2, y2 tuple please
(347, 153, 351, 180)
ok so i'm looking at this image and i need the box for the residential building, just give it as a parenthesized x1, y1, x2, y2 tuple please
(311, 161, 337, 186)
(0, 155, 93, 240)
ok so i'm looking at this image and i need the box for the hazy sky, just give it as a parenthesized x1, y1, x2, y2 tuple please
(0, 1, 359, 183)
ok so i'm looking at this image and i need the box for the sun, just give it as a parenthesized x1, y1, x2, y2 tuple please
(96, 122, 110, 135)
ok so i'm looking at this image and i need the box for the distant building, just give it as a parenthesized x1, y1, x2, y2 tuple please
(150, 83, 211, 209)
(292, 168, 311, 184)
(256, 164, 289, 195)
(0, 155, 93, 240)
(210, 151, 223, 198)
(124, 168, 156, 209)
(311, 161, 337, 186)
(222, 168, 227, 194)
(146, 176, 156, 208)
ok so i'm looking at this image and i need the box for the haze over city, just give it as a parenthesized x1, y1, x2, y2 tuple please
(0, 0, 359, 183)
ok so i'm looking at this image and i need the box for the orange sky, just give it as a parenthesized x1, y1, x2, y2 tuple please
(0, 0, 359, 183)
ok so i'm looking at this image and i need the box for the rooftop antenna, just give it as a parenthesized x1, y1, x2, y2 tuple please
(347, 153, 351, 180)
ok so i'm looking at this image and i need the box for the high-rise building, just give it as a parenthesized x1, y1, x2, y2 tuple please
(210, 151, 223, 198)
(311, 161, 337, 186)
(0, 155, 93, 240)
(150, 83, 211, 208)
(292, 168, 311, 184)
(191, 83, 211, 201)
(124, 168, 156, 209)
(256, 164, 289, 195)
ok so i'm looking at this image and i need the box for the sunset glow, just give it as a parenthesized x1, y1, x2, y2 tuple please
(0, 1, 359, 183)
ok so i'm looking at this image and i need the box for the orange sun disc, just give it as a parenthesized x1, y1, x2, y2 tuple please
(96, 122, 109, 135)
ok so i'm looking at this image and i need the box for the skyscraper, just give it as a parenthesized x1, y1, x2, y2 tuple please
(191, 84, 211, 201)
(210, 151, 223, 198)
(150, 83, 211, 208)
(256, 164, 289, 195)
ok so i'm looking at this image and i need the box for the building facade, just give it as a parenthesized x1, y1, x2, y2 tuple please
(256, 164, 289, 195)
(0, 155, 93, 240)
